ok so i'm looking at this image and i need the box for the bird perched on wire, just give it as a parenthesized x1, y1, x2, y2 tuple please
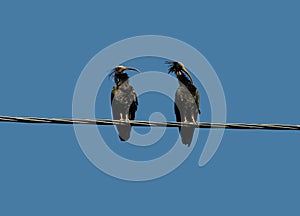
(167, 61, 200, 146)
(110, 65, 140, 141)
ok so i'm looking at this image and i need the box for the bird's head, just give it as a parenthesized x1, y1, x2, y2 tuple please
(113, 65, 141, 74)
(109, 65, 140, 84)
(166, 61, 193, 83)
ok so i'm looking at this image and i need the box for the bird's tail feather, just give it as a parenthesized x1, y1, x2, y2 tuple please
(117, 125, 131, 141)
(179, 126, 195, 146)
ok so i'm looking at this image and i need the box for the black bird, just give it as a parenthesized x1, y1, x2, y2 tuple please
(167, 61, 200, 146)
(110, 65, 140, 141)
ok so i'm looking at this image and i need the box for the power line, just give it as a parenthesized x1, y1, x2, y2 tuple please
(0, 115, 299, 130)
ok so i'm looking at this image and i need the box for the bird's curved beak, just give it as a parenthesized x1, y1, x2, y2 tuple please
(125, 67, 141, 73)
(181, 66, 193, 83)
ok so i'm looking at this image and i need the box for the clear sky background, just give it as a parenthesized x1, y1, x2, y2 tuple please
(0, 0, 299, 215)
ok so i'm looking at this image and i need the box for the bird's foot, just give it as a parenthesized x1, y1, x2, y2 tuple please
(119, 113, 125, 121)
(192, 116, 198, 126)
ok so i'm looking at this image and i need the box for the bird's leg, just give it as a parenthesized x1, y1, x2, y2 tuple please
(184, 116, 188, 123)
(192, 115, 198, 126)
(125, 114, 130, 122)
(191, 115, 197, 124)
(120, 113, 124, 121)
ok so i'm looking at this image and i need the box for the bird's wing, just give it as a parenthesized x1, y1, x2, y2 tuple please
(195, 88, 200, 114)
(132, 88, 138, 106)
(111, 86, 120, 120)
(174, 89, 182, 123)
(129, 87, 138, 120)
(111, 86, 117, 105)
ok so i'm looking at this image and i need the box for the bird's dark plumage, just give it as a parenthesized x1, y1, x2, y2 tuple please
(111, 66, 139, 141)
(167, 61, 200, 146)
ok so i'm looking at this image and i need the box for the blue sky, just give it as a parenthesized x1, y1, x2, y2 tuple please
(0, 0, 299, 215)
